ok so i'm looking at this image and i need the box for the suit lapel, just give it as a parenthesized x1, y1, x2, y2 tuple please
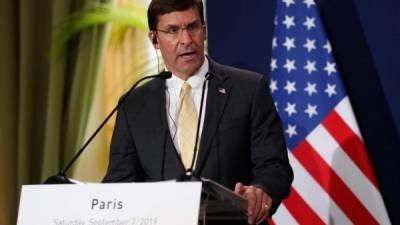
(140, 79, 185, 176)
(195, 61, 231, 175)
(145, 80, 168, 144)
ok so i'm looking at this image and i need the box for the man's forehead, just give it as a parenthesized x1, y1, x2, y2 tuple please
(157, 8, 200, 27)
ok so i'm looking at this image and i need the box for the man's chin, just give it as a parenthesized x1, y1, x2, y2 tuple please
(173, 65, 201, 78)
(177, 62, 201, 72)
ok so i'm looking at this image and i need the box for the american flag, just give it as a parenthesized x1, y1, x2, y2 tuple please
(268, 0, 391, 224)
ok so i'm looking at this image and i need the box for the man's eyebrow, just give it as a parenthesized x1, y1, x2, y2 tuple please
(163, 19, 199, 28)
(164, 24, 179, 28)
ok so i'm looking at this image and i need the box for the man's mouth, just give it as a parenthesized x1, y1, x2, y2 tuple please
(179, 51, 196, 57)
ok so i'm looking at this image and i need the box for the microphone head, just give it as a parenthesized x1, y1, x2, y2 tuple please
(157, 71, 172, 80)
(44, 173, 75, 184)
(205, 72, 214, 80)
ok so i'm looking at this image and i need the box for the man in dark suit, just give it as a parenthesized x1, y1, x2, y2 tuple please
(103, 0, 293, 224)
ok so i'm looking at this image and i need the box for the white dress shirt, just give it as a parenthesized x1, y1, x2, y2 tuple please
(165, 57, 209, 154)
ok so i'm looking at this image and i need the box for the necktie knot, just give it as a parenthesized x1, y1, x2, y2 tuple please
(181, 82, 192, 95)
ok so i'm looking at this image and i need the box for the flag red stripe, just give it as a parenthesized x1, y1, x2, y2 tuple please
(268, 218, 276, 225)
(323, 111, 379, 188)
(283, 187, 325, 225)
(293, 141, 379, 225)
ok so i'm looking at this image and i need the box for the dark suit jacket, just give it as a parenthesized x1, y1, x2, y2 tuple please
(103, 58, 293, 221)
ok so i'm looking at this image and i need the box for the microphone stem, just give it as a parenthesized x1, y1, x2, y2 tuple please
(188, 75, 209, 174)
(62, 74, 162, 175)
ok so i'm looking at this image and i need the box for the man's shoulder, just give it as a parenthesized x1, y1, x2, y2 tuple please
(125, 74, 164, 96)
(208, 57, 265, 84)
(119, 74, 164, 109)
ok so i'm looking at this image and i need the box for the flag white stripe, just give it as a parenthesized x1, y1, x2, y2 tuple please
(307, 125, 391, 225)
(288, 151, 352, 225)
(272, 204, 299, 225)
(335, 97, 362, 138)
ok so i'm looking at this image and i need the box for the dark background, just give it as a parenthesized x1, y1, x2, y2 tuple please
(206, 0, 400, 224)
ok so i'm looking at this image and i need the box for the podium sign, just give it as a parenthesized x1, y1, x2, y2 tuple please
(17, 182, 202, 225)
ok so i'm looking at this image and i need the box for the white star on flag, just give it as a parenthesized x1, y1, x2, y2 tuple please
(270, 79, 278, 93)
(323, 40, 332, 53)
(272, 37, 278, 49)
(304, 82, 318, 96)
(325, 83, 337, 97)
(324, 61, 337, 75)
(283, 37, 296, 51)
(284, 59, 296, 73)
(304, 103, 318, 118)
(303, 16, 316, 30)
(283, 15, 296, 29)
(284, 102, 297, 116)
(303, 0, 316, 8)
(304, 60, 317, 74)
(303, 38, 316, 52)
(284, 80, 297, 94)
(270, 58, 278, 71)
(282, 0, 295, 8)
(285, 124, 298, 138)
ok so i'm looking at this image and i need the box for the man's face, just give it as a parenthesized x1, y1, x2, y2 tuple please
(150, 7, 206, 79)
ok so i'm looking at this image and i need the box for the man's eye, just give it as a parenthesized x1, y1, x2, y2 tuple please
(187, 24, 199, 32)
(167, 27, 179, 34)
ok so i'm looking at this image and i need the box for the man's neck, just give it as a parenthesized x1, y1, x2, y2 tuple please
(167, 57, 206, 81)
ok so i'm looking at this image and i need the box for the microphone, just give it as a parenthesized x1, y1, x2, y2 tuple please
(44, 71, 172, 184)
(178, 72, 214, 181)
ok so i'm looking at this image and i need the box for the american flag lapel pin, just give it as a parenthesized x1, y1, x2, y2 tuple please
(218, 87, 226, 94)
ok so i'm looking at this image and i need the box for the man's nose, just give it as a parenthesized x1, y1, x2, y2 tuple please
(178, 29, 193, 45)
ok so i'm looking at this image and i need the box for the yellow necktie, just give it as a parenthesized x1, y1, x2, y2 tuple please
(178, 82, 198, 169)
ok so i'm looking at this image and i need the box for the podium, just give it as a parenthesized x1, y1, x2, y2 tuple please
(17, 179, 247, 225)
(200, 178, 247, 221)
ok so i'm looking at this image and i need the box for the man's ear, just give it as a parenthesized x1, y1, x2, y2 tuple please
(148, 31, 159, 47)
(202, 25, 208, 40)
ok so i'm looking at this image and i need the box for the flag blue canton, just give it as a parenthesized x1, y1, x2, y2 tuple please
(270, 0, 347, 150)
